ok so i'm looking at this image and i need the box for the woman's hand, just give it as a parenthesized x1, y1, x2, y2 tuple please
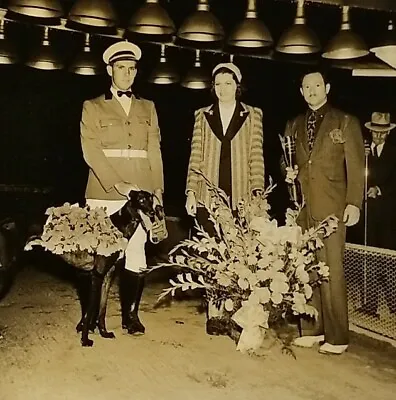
(185, 191, 197, 217)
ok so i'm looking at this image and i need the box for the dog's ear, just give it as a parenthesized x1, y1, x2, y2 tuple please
(128, 189, 139, 200)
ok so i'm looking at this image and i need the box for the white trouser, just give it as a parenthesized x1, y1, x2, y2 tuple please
(86, 199, 147, 273)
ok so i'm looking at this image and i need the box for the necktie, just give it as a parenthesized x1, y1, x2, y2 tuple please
(117, 90, 132, 98)
(374, 145, 380, 158)
(307, 111, 316, 151)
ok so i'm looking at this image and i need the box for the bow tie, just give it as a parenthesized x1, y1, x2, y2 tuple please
(117, 90, 133, 98)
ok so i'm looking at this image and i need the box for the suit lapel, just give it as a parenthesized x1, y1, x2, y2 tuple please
(204, 104, 223, 142)
(204, 102, 250, 142)
(296, 114, 309, 157)
(224, 102, 249, 141)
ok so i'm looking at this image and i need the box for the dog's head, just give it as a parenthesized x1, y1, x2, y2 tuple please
(127, 190, 156, 223)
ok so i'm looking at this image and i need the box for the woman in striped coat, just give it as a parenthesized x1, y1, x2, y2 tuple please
(185, 62, 265, 230)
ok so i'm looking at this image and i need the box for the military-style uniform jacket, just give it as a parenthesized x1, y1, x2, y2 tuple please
(80, 91, 164, 200)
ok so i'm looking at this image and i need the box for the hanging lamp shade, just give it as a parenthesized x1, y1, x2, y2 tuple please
(370, 20, 396, 69)
(371, 19, 396, 53)
(373, 47, 396, 70)
(128, 0, 175, 36)
(181, 50, 210, 89)
(26, 26, 63, 70)
(0, 13, 18, 64)
(177, 0, 224, 42)
(276, 0, 320, 54)
(69, 33, 103, 76)
(322, 6, 368, 60)
(228, 0, 273, 48)
(68, 0, 117, 28)
(7, 0, 63, 19)
(148, 44, 179, 84)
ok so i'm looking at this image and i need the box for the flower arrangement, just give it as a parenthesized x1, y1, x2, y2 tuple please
(151, 174, 338, 355)
(25, 203, 128, 270)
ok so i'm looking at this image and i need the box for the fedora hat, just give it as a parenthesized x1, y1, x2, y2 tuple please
(365, 112, 396, 132)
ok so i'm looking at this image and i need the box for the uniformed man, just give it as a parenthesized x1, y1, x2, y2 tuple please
(80, 40, 164, 335)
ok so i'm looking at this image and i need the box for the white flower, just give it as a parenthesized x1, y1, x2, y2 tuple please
(216, 273, 232, 287)
(291, 292, 307, 314)
(270, 279, 289, 294)
(271, 259, 285, 272)
(278, 225, 302, 245)
(255, 287, 271, 305)
(271, 292, 283, 305)
(256, 269, 271, 282)
(304, 284, 313, 299)
(296, 265, 310, 284)
(250, 217, 278, 242)
(257, 254, 271, 269)
(224, 298, 234, 311)
(238, 277, 249, 290)
(272, 271, 288, 283)
(317, 261, 330, 278)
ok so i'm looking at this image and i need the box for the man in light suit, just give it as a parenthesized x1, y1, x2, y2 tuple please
(284, 70, 365, 354)
(80, 41, 164, 335)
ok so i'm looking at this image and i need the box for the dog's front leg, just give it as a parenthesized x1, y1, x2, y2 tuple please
(81, 272, 102, 347)
(75, 270, 92, 333)
(97, 264, 116, 339)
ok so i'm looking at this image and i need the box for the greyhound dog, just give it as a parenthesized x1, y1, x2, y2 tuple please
(74, 190, 161, 347)
(27, 190, 161, 347)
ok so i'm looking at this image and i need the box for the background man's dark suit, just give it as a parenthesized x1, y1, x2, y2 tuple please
(359, 138, 396, 316)
(366, 140, 396, 249)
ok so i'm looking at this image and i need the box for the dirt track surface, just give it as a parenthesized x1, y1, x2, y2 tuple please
(1, 264, 396, 400)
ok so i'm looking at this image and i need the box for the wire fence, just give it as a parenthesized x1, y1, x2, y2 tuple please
(345, 242, 396, 340)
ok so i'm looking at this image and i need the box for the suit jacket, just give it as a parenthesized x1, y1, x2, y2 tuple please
(284, 105, 365, 221)
(80, 91, 164, 200)
(368, 140, 396, 213)
(186, 102, 265, 209)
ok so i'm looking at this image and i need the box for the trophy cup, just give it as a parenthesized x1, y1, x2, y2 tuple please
(279, 134, 301, 204)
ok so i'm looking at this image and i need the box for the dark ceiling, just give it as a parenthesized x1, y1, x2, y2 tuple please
(2, 1, 394, 47)
(1, 0, 394, 72)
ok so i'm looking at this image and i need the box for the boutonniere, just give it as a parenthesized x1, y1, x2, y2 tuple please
(329, 128, 346, 144)
(208, 110, 214, 115)
(240, 110, 249, 117)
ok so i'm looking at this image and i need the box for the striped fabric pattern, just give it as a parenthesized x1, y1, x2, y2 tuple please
(186, 103, 265, 209)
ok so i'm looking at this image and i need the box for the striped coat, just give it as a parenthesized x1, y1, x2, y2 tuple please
(186, 102, 265, 209)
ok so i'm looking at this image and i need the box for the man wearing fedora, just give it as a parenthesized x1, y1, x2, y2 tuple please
(357, 112, 396, 317)
(80, 40, 165, 335)
(283, 70, 365, 355)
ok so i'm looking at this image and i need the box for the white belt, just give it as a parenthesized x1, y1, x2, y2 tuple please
(103, 149, 148, 158)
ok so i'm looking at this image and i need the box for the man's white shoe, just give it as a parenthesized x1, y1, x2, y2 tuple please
(292, 335, 325, 348)
(319, 342, 348, 355)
